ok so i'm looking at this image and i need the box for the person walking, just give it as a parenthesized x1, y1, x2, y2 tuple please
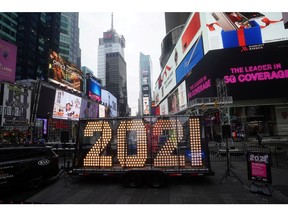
(256, 132, 263, 147)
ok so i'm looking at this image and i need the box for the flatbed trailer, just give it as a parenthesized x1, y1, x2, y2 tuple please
(72, 115, 214, 187)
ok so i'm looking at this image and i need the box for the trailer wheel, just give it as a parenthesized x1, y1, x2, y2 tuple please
(123, 172, 143, 188)
(147, 172, 166, 188)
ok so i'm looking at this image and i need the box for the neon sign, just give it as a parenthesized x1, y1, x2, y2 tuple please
(225, 63, 288, 84)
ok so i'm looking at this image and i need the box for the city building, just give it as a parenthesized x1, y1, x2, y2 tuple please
(160, 12, 190, 69)
(105, 52, 127, 117)
(97, 14, 125, 88)
(139, 52, 152, 116)
(59, 13, 81, 68)
(0, 13, 18, 44)
(97, 14, 128, 117)
(15, 13, 61, 81)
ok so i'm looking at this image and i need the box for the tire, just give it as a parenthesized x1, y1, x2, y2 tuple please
(147, 172, 166, 188)
(123, 172, 143, 188)
(24, 172, 44, 189)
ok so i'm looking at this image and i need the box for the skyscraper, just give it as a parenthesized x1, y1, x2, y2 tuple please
(97, 14, 128, 117)
(97, 14, 125, 88)
(139, 52, 152, 116)
(59, 13, 81, 68)
(0, 13, 18, 44)
(15, 13, 61, 80)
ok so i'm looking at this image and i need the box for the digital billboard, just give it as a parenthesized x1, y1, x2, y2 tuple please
(159, 99, 168, 115)
(143, 97, 150, 115)
(101, 89, 117, 117)
(52, 89, 82, 121)
(167, 81, 187, 114)
(0, 39, 17, 82)
(99, 104, 106, 118)
(0, 83, 31, 126)
(202, 12, 288, 51)
(185, 41, 288, 102)
(48, 50, 84, 93)
(87, 76, 101, 102)
(80, 98, 99, 118)
(176, 35, 204, 83)
(155, 12, 202, 105)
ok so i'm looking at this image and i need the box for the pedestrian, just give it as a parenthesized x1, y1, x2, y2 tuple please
(256, 132, 263, 147)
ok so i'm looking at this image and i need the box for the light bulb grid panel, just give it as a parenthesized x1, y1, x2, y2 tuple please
(153, 119, 185, 167)
(189, 118, 203, 166)
(117, 120, 147, 167)
(83, 121, 112, 167)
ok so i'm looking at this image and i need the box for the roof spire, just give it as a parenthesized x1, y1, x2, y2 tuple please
(111, 12, 114, 30)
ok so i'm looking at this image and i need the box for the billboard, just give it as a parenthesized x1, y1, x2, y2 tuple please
(0, 39, 17, 82)
(87, 76, 101, 102)
(80, 98, 99, 118)
(143, 97, 150, 115)
(155, 12, 202, 105)
(99, 104, 106, 118)
(48, 50, 84, 93)
(159, 99, 168, 115)
(101, 89, 117, 117)
(185, 41, 288, 102)
(167, 81, 188, 114)
(52, 89, 82, 121)
(203, 12, 288, 51)
(176, 35, 204, 83)
(0, 83, 31, 126)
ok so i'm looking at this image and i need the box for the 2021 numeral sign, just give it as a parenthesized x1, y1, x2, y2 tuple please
(83, 118, 203, 168)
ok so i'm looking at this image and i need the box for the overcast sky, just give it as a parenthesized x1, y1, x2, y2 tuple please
(79, 12, 166, 115)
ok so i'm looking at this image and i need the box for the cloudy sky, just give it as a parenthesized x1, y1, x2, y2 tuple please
(79, 12, 166, 115)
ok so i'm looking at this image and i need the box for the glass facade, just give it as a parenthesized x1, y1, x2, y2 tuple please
(59, 13, 81, 67)
(0, 13, 17, 44)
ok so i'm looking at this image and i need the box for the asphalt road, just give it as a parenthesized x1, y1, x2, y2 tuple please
(1, 161, 288, 205)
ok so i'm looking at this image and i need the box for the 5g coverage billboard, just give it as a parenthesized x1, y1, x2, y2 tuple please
(185, 41, 288, 102)
(48, 50, 84, 93)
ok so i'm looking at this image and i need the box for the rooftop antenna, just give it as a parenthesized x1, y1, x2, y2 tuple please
(111, 12, 114, 30)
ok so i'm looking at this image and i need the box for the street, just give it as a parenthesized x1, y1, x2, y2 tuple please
(1, 160, 288, 205)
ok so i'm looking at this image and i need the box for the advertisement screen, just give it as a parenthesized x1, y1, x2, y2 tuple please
(143, 97, 150, 115)
(0, 39, 17, 82)
(99, 104, 106, 118)
(87, 76, 101, 102)
(80, 98, 99, 118)
(101, 89, 117, 117)
(186, 41, 288, 102)
(176, 35, 204, 84)
(0, 83, 31, 126)
(155, 13, 202, 105)
(203, 12, 288, 51)
(52, 89, 82, 121)
(48, 50, 84, 93)
(159, 99, 168, 115)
